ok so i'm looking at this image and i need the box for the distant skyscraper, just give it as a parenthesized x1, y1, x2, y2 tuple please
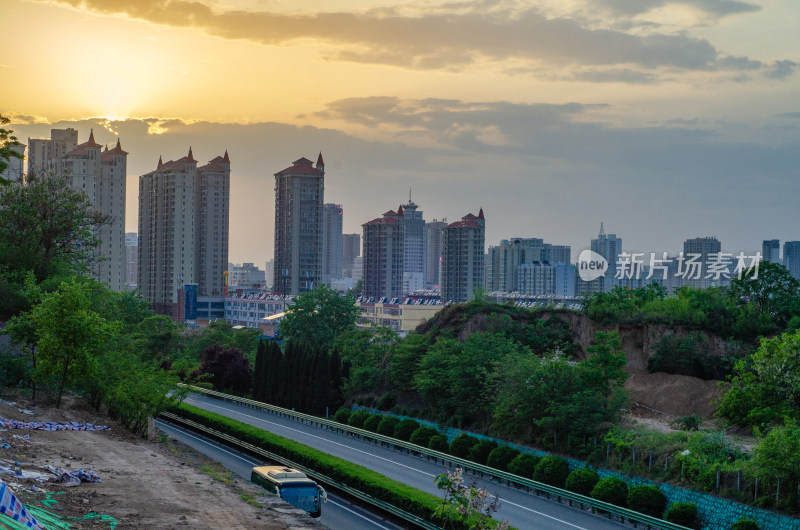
(322, 203, 343, 283)
(265, 259, 274, 289)
(27, 128, 78, 176)
(49, 130, 127, 291)
(784, 241, 800, 280)
(228, 263, 266, 287)
(273, 154, 324, 295)
(362, 208, 404, 299)
(488, 238, 571, 292)
(441, 209, 485, 303)
(352, 256, 363, 282)
(683, 236, 722, 288)
(518, 263, 576, 297)
(138, 148, 230, 316)
(0, 143, 24, 183)
(544, 245, 571, 265)
(488, 238, 543, 292)
(400, 197, 425, 293)
(125, 233, 138, 290)
(342, 233, 361, 278)
(591, 223, 622, 291)
(763, 240, 781, 263)
(424, 219, 447, 289)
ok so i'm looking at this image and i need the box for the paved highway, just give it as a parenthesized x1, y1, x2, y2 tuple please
(156, 418, 407, 530)
(183, 393, 627, 530)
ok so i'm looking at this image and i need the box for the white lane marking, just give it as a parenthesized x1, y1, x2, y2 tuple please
(500, 498, 588, 530)
(158, 420, 394, 529)
(186, 397, 434, 478)
(187, 397, 606, 529)
(327, 499, 394, 530)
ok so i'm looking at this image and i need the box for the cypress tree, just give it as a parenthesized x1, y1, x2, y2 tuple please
(264, 340, 278, 404)
(329, 348, 343, 411)
(274, 341, 289, 407)
(253, 339, 266, 401)
(314, 347, 332, 416)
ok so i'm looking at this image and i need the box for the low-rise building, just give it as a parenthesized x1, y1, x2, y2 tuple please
(356, 296, 442, 334)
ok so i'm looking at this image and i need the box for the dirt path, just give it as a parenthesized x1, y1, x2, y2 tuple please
(1, 393, 325, 529)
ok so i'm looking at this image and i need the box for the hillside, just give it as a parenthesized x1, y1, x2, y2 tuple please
(414, 302, 726, 418)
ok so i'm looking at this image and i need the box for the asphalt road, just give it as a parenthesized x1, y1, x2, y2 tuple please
(183, 393, 628, 530)
(156, 418, 407, 530)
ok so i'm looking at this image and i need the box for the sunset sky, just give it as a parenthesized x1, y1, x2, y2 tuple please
(3, 0, 799, 265)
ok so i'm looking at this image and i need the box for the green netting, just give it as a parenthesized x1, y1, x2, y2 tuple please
(0, 491, 117, 530)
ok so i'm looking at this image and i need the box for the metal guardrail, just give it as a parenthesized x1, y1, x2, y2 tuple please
(160, 412, 440, 530)
(177, 384, 690, 530)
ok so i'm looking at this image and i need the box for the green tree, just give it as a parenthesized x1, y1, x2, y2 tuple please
(0, 174, 109, 279)
(718, 328, 800, 428)
(26, 279, 117, 407)
(751, 420, 800, 484)
(4, 273, 44, 397)
(729, 261, 800, 332)
(279, 285, 361, 349)
(0, 114, 24, 184)
(492, 332, 627, 444)
(134, 315, 181, 362)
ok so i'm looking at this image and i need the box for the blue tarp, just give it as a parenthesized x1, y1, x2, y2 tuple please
(0, 481, 43, 529)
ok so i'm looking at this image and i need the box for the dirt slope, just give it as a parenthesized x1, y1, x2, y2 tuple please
(0, 394, 325, 529)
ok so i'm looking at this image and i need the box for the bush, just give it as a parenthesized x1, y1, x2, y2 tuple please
(409, 426, 439, 447)
(377, 393, 397, 411)
(486, 446, 520, 472)
(507, 454, 541, 478)
(449, 434, 480, 459)
(468, 440, 498, 465)
(394, 419, 420, 441)
(671, 414, 702, 431)
(591, 477, 628, 507)
(428, 434, 449, 453)
(627, 485, 667, 517)
(377, 416, 400, 437)
(0, 353, 29, 388)
(731, 520, 759, 530)
(664, 502, 698, 528)
(565, 468, 599, 496)
(363, 414, 382, 432)
(533, 455, 571, 488)
(332, 408, 351, 424)
(348, 410, 370, 429)
(647, 334, 731, 380)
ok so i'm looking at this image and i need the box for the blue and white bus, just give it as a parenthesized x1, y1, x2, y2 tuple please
(251, 466, 327, 517)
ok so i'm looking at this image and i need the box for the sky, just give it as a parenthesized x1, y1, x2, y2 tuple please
(2, 0, 799, 266)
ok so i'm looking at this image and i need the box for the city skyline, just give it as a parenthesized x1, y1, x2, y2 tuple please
(3, 0, 799, 265)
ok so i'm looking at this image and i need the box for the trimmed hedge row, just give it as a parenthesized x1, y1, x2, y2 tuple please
(170, 404, 446, 526)
(342, 409, 703, 527)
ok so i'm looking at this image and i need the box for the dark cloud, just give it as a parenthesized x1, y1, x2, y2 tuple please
(568, 68, 658, 84)
(774, 112, 800, 119)
(765, 60, 798, 80)
(40, 0, 785, 80)
(597, 0, 760, 18)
